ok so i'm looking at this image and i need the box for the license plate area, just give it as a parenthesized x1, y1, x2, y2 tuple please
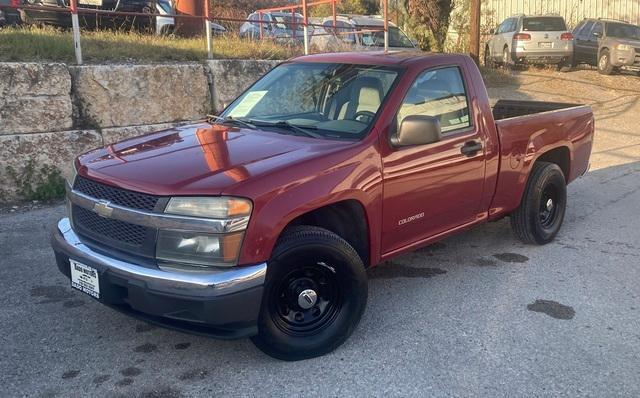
(70, 259, 100, 299)
(78, 0, 103, 6)
(538, 42, 552, 48)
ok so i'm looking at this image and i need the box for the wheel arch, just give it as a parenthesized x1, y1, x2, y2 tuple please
(279, 199, 371, 267)
(534, 146, 571, 182)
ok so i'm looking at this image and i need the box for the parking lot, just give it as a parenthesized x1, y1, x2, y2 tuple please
(1, 67, 639, 397)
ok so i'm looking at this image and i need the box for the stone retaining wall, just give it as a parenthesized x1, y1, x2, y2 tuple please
(0, 60, 279, 203)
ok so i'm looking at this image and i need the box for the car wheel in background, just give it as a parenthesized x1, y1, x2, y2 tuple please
(598, 49, 614, 75)
(251, 226, 368, 361)
(484, 46, 495, 68)
(502, 47, 512, 69)
(510, 162, 567, 245)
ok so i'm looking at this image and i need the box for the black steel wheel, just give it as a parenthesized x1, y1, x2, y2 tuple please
(251, 226, 368, 361)
(511, 161, 567, 244)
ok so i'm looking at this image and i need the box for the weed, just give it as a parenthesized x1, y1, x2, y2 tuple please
(6, 160, 66, 202)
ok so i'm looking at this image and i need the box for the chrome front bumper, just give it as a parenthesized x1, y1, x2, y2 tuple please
(52, 218, 266, 298)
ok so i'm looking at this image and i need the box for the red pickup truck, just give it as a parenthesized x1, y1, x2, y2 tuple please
(51, 51, 593, 361)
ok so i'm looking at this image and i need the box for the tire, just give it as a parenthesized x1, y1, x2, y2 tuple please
(510, 162, 567, 245)
(598, 49, 614, 75)
(484, 46, 494, 68)
(251, 226, 368, 361)
(502, 47, 512, 69)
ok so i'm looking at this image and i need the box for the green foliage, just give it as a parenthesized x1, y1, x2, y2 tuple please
(404, 0, 454, 51)
(6, 161, 66, 202)
(310, 0, 379, 17)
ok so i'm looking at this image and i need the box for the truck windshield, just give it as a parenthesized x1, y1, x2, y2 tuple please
(606, 22, 640, 40)
(522, 17, 567, 31)
(221, 62, 399, 139)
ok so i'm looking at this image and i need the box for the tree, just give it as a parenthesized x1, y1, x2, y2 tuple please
(404, 0, 454, 51)
(310, 0, 379, 17)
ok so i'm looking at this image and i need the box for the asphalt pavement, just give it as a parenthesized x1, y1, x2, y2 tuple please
(1, 69, 639, 397)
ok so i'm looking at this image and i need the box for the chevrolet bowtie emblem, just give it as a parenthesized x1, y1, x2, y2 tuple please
(93, 200, 114, 218)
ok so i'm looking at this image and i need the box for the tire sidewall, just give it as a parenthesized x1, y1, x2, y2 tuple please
(527, 166, 567, 243)
(254, 231, 367, 360)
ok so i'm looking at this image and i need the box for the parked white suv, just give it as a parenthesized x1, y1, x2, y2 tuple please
(485, 14, 574, 68)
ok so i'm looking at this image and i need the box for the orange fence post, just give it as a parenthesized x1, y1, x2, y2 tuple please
(383, 0, 388, 52)
(204, 0, 212, 59)
(69, 0, 83, 64)
(331, 0, 336, 30)
(302, 0, 308, 54)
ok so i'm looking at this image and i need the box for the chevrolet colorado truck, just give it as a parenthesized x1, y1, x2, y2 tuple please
(51, 51, 594, 361)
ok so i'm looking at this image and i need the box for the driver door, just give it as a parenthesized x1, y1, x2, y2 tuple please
(380, 66, 487, 254)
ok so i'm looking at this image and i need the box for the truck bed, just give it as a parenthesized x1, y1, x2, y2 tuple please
(492, 99, 582, 120)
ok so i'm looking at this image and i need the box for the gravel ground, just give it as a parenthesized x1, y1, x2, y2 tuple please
(1, 68, 639, 397)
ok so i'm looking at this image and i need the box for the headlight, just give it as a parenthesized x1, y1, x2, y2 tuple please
(617, 44, 632, 51)
(165, 197, 252, 219)
(156, 230, 244, 267)
(159, 197, 252, 267)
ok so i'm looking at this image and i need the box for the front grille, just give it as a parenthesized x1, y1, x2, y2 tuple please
(74, 176, 159, 212)
(74, 206, 147, 246)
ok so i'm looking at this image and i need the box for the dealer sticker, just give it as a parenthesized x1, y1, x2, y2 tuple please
(70, 260, 100, 299)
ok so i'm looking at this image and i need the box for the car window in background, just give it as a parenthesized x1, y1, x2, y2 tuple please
(591, 22, 603, 37)
(496, 19, 508, 34)
(606, 22, 640, 40)
(272, 14, 303, 30)
(578, 20, 595, 39)
(522, 17, 567, 31)
(572, 20, 586, 36)
(361, 27, 413, 48)
(506, 18, 518, 32)
(398, 67, 471, 134)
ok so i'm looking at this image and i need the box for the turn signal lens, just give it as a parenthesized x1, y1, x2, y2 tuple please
(156, 230, 244, 267)
(165, 197, 252, 219)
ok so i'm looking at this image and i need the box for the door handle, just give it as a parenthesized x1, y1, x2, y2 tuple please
(460, 140, 482, 156)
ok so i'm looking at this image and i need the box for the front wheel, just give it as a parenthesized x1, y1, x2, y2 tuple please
(251, 226, 368, 361)
(510, 162, 567, 245)
(598, 50, 614, 75)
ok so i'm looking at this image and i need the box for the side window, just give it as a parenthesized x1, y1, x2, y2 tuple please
(497, 20, 507, 34)
(507, 18, 518, 32)
(397, 67, 471, 134)
(578, 21, 594, 39)
(572, 20, 585, 36)
(591, 22, 603, 38)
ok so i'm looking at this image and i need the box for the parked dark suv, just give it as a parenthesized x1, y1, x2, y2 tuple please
(573, 18, 640, 75)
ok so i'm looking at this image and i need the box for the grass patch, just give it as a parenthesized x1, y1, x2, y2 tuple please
(479, 66, 519, 87)
(6, 161, 66, 202)
(0, 25, 300, 63)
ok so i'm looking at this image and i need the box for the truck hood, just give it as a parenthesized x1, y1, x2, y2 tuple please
(77, 122, 350, 196)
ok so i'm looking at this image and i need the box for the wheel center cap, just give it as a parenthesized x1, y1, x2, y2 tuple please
(298, 289, 318, 309)
(546, 198, 554, 211)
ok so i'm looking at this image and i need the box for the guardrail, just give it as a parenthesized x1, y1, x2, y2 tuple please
(0, 0, 391, 65)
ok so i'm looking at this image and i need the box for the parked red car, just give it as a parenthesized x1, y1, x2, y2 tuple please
(51, 51, 594, 360)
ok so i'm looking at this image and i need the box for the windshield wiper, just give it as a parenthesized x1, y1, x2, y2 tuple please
(248, 120, 323, 138)
(207, 115, 257, 130)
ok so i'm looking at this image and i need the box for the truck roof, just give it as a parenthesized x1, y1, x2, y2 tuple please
(290, 51, 465, 67)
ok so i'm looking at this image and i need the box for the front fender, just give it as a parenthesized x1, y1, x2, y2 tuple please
(237, 146, 383, 266)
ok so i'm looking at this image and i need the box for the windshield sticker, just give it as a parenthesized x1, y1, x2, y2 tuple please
(228, 91, 267, 118)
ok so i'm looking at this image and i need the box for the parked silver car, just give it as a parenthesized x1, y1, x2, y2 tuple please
(485, 14, 573, 68)
(310, 15, 416, 52)
(240, 11, 308, 42)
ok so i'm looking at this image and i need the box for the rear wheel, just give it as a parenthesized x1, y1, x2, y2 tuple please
(510, 162, 567, 245)
(251, 226, 368, 361)
(502, 47, 512, 69)
(484, 46, 494, 68)
(598, 49, 614, 75)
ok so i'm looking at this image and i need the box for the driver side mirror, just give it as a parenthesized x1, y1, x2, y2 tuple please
(593, 31, 602, 38)
(391, 115, 442, 147)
